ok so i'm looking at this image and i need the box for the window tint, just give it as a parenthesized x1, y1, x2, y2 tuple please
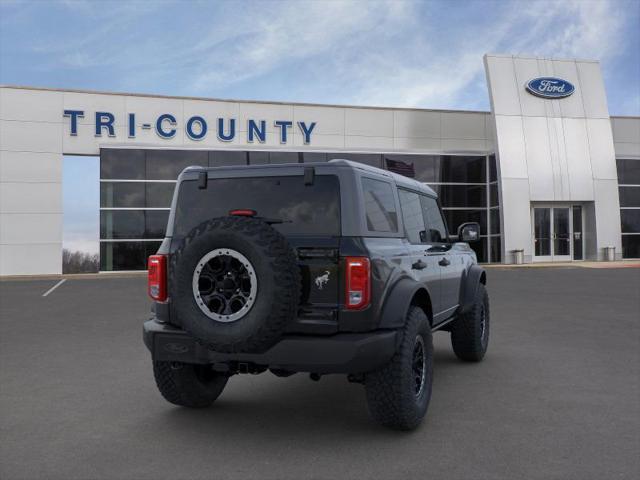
(398, 190, 426, 243)
(361, 177, 398, 233)
(174, 175, 340, 237)
(145, 210, 170, 238)
(622, 235, 640, 258)
(100, 182, 145, 208)
(209, 150, 247, 167)
(490, 236, 501, 263)
(302, 152, 327, 163)
(146, 150, 208, 180)
(100, 241, 161, 271)
(100, 210, 145, 239)
(385, 154, 439, 182)
(100, 149, 145, 179)
(145, 182, 175, 208)
(621, 210, 640, 233)
(619, 186, 640, 207)
(617, 159, 640, 184)
(428, 184, 486, 208)
(420, 196, 447, 243)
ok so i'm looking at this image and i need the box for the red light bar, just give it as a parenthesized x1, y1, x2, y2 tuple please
(229, 209, 257, 217)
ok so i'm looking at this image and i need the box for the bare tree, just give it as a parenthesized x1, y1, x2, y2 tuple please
(62, 249, 99, 274)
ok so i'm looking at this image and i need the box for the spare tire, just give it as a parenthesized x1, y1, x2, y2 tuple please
(171, 216, 300, 353)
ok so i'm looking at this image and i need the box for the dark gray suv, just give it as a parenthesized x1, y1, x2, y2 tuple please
(143, 159, 489, 430)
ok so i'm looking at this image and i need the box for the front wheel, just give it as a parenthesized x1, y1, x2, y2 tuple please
(450, 283, 490, 362)
(364, 306, 433, 430)
(153, 361, 228, 408)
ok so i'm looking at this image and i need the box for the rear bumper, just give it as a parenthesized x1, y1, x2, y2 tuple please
(143, 318, 398, 374)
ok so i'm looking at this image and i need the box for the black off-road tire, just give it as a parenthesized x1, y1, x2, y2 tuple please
(171, 216, 300, 353)
(153, 361, 228, 408)
(364, 306, 433, 431)
(450, 283, 490, 362)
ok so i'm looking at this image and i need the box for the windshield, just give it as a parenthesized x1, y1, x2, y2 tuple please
(173, 174, 341, 238)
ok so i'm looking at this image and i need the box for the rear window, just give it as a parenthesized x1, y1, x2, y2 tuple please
(361, 177, 398, 233)
(173, 175, 340, 237)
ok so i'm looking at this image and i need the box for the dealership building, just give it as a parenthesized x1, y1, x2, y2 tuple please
(0, 54, 639, 275)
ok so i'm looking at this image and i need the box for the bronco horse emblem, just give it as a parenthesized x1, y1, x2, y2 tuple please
(314, 271, 330, 290)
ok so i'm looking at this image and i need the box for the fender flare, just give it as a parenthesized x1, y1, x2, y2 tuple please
(378, 277, 433, 329)
(459, 264, 486, 314)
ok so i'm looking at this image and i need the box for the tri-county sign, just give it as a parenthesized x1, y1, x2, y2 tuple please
(525, 77, 575, 99)
(63, 110, 317, 144)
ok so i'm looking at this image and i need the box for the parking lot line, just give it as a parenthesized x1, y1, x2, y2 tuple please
(42, 279, 66, 297)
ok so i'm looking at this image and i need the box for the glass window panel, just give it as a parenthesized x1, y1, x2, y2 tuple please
(175, 175, 341, 237)
(420, 196, 448, 242)
(617, 159, 640, 185)
(100, 149, 145, 180)
(100, 210, 145, 239)
(398, 189, 426, 244)
(302, 152, 327, 163)
(361, 177, 398, 232)
(469, 237, 488, 263)
(145, 182, 175, 208)
(146, 150, 208, 180)
(619, 186, 640, 207)
(427, 184, 486, 208)
(100, 182, 145, 208)
(441, 209, 487, 236)
(146, 241, 163, 258)
(329, 153, 382, 168)
(248, 151, 269, 165)
(384, 154, 439, 182)
(269, 152, 300, 164)
(100, 241, 148, 271)
(621, 209, 640, 233)
(534, 208, 551, 256)
(621, 235, 640, 258)
(209, 150, 247, 167)
(490, 236, 501, 263)
(438, 155, 486, 183)
(489, 155, 497, 182)
(145, 210, 169, 239)
(490, 183, 499, 206)
(490, 209, 501, 234)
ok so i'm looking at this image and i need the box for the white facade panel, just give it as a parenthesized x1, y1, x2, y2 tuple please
(344, 108, 393, 138)
(593, 179, 622, 260)
(0, 151, 62, 182)
(0, 182, 62, 213)
(512, 57, 547, 117)
(239, 102, 294, 134)
(0, 120, 63, 153)
(494, 116, 528, 178)
(393, 110, 440, 139)
(345, 135, 394, 150)
(441, 112, 486, 139)
(0, 213, 62, 244)
(292, 133, 344, 149)
(0, 243, 61, 276)
(393, 137, 442, 151)
(587, 119, 619, 179)
(0, 88, 63, 123)
(484, 55, 522, 116)
(501, 178, 533, 261)
(522, 116, 555, 201)
(576, 62, 610, 119)
(553, 61, 586, 119)
(441, 138, 488, 152)
(563, 118, 594, 200)
(611, 117, 640, 144)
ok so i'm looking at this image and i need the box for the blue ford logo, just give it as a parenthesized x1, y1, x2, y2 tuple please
(526, 77, 575, 99)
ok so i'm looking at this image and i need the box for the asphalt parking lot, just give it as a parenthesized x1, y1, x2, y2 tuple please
(1, 267, 639, 480)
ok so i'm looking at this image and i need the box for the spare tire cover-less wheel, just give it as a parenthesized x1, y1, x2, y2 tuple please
(171, 217, 300, 353)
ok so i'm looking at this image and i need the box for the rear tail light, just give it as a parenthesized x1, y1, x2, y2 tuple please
(345, 257, 370, 310)
(148, 255, 167, 302)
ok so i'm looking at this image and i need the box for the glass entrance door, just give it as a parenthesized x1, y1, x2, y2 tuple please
(532, 205, 583, 262)
(552, 207, 571, 261)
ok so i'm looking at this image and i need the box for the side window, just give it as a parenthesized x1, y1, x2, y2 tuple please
(361, 177, 398, 233)
(398, 189, 426, 244)
(420, 195, 448, 243)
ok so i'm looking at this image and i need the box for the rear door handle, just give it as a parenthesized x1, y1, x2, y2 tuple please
(438, 257, 450, 267)
(412, 260, 427, 270)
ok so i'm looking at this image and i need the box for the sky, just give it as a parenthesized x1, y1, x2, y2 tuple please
(1, 0, 639, 253)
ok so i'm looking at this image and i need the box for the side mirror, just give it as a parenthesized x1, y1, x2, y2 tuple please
(457, 222, 480, 243)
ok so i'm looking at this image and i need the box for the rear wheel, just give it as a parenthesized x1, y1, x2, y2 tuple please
(364, 306, 433, 430)
(450, 283, 490, 362)
(153, 361, 228, 408)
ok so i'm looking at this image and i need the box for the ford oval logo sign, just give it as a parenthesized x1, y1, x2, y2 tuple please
(526, 77, 575, 99)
